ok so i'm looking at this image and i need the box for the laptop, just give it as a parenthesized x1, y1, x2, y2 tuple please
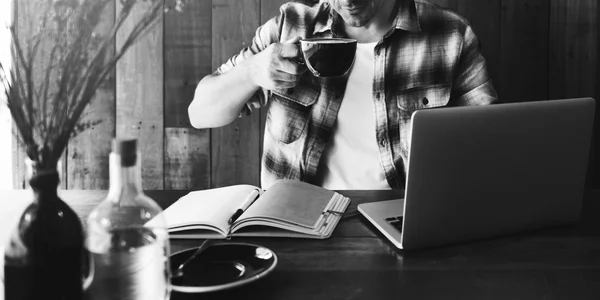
(358, 98, 596, 250)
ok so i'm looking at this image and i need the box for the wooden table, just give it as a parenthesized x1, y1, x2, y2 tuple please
(1, 189, 600, 300)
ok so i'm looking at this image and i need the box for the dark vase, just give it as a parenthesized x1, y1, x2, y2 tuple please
(3, 166, 87, 300)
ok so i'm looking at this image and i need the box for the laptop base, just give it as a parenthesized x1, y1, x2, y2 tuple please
(358, 199, 405, 249)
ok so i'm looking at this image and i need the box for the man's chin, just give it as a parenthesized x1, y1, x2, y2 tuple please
(342, 16, 370, 27)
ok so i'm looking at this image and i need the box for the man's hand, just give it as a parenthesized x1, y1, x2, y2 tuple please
(244, 37, 306, 90)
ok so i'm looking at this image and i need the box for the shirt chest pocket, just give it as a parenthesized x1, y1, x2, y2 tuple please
(396, 84, 451, 153)
(396, 84, 451, 112)
(267, 86, 319, 144)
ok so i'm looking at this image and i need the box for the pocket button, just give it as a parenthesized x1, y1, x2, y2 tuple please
(422, 97, 429, 105)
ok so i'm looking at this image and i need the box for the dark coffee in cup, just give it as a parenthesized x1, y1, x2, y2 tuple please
(300, 38, 357, 78)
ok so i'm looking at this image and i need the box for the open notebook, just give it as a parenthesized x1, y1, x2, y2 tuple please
(161, 180, 351, 239)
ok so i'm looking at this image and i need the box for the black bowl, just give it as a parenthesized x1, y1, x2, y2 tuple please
(170, 243, 277, 293)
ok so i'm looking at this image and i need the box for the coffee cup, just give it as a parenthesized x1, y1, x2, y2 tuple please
(299, 38, 357, 78)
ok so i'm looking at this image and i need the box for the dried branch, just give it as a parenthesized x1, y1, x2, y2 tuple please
(1, 0, 188, 170)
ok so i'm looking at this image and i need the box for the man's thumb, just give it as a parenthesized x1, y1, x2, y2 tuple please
(280, 36, 302, 58)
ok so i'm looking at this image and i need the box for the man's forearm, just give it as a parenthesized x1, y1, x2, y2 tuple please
(188, 60, 259, 129)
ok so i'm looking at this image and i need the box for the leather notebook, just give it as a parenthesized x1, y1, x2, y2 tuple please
(160, 179, 351, 239)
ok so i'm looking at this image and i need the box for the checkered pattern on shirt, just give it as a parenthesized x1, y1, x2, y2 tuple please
(214, 0, 499, 189)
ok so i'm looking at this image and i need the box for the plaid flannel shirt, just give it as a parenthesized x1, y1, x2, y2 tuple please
(215, 0, 498, 189)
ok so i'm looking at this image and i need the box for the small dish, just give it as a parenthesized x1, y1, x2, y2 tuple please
(170, 243, 277, 293)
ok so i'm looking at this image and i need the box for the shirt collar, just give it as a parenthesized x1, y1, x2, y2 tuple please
(393, 0, 421, 32)
(313, 0, 421, 35)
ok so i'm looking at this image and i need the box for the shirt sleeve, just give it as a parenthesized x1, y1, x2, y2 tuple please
(214, 16, 281, 116)
(450, 25, 499, 106)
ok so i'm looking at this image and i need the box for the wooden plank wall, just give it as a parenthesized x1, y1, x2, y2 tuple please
(12, 0, 600, 189)
(116, 1, 165, 189)
(548, 0, 599, 187)
(164, 0, 212, 190)
(67, 1, 115, 190)
(12, 0, 69, 189)
(211, 0, 262, 188)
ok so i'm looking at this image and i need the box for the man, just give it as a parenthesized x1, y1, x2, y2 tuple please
(188, 0, 498, 190)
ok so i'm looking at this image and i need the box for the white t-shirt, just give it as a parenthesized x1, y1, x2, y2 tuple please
(319, 42, 391, 190)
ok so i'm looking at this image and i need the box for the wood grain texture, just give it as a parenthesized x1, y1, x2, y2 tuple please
(170, 270, 600, 300)
(549, 0, 598, 99)
(67, 0, 115, 190)
(549, 0, 599, 187)
(11, 135, 26, 189)
(12, 0, 69, 189)
(164, 127, 210, 190)
(58, 154, 67, 189)
(163, 0, 211, 190)
(115, 1, 164, 189)
(164, 0, 212, 128)
(211, 0, 262, 188)
(2, 189, 600, 300)
(428, 0, 501, 94)
(11, 0, 33, 190)
(499, 0, 550, 102)
(596, 3, 600, 188)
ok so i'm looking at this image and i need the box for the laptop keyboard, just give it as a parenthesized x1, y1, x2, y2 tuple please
(386, 216, 403, 232)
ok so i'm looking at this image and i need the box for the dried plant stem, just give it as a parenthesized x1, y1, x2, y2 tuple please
(1, 0, 187, 171)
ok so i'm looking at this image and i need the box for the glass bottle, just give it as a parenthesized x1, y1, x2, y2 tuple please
(85, 139, 171, 300)
(4, 159, 88, 300)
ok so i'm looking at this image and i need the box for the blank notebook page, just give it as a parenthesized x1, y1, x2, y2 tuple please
(240, 180, 335, 228)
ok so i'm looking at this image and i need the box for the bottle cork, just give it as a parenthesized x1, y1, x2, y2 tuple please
(112, 138, 137, 167)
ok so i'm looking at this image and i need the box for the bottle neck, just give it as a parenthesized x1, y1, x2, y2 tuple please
(107, 152, 143, 203)
(26, 159, 60, 202)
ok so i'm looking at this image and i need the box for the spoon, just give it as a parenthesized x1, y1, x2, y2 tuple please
(172, 239, 212, 278)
